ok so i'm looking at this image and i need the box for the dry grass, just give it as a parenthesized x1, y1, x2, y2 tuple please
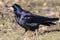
(0, 0, 60, 40)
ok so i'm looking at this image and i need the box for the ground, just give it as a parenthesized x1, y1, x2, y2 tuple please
(0, 0, 60, 40)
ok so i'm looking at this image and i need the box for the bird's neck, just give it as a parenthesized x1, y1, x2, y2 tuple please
(14, 6, 23, 12)
(14, 10, 22, 17)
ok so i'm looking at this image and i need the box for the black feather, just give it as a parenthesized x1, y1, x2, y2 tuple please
(12, 4, 59, 31)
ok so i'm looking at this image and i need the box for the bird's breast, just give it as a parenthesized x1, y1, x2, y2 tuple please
(16, 15, 26, 25)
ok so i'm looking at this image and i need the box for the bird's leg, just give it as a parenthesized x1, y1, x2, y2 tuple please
(22, 29, 28, 35)
(23, 29, 30, 40)
(25, 29, 28, 35)
(36, 29, 38, 36)
(23, 29, 29, 40)
(35, 29, 38, 40)
(25, 29, 28, 32)
(35, 24, 39, 36)
(21, 29, 27, 36)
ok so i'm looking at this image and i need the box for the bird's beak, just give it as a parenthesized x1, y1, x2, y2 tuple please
(9, 7, 14, 11)
(6, 7, 14, 13)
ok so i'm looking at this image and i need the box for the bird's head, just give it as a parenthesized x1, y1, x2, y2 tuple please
(11, 4, 23, 11)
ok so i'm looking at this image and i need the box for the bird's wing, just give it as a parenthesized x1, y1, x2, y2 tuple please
(24, 15, 59, 23)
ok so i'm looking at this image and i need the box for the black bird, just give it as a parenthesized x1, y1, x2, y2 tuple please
(11, 4, 59, 32)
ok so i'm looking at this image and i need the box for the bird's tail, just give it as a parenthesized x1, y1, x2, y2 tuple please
(41, 18, 59, 26)
(40, 22, 56, 26)
(46, 18, 59, 22)
(27, 18, 59, 23)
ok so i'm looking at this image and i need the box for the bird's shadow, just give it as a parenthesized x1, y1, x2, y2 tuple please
(38, 29, 60, 35)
